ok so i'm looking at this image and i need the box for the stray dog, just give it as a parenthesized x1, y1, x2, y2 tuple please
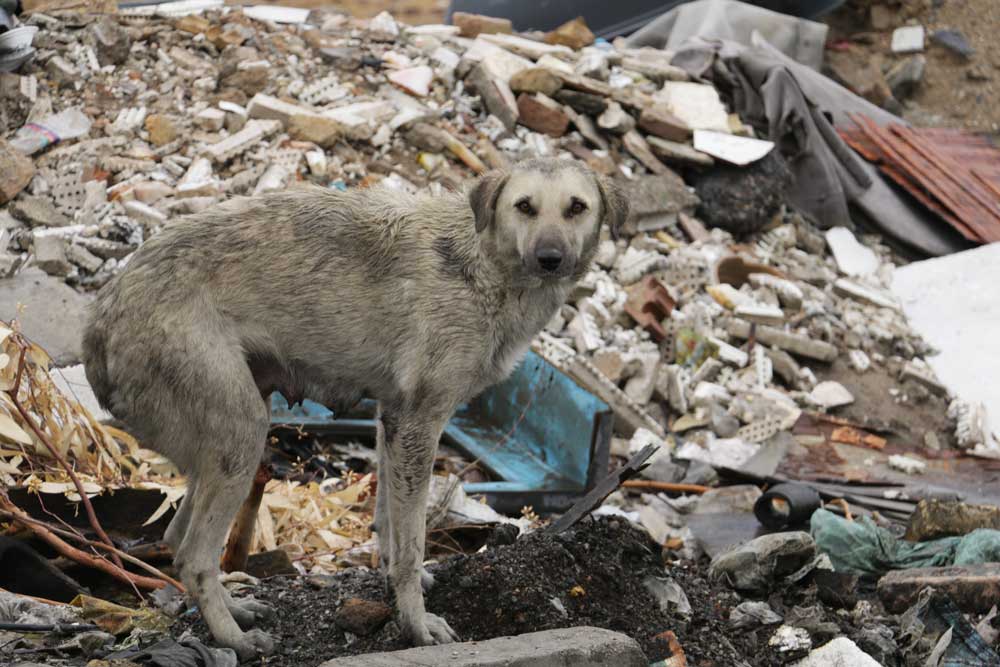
(82, 158, 628, 659)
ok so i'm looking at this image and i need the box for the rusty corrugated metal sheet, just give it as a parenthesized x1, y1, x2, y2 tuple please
(838, 115, 1000, 244)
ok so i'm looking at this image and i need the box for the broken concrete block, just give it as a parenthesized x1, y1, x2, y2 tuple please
(33, 235, 72, 277)
(900, 361, 948, 396)
(596, 101, 634, 135)
(886, 55, 925, 100)
(387, 66, 434, 97)
(948, 399, 989, 451)
(639, 105, 691, 142)
(509, 67, 563, 98)
(555, 89, 607, 116)
(247, 93, 310, 127)
(544, 16, 595, 50)
(452, 11, 513, 38)
(825, 227, 879, 276)
(624, 353, 659, 405)
(808, 381, 854, 409)
(468, 63, 519, 132)
(655, 82, 729, 133)
(734, 303, 785, 327)
(0, 140, 35, 205)
(123, 200, 167, 226)
(878, 564, 1000, 614)
(288, 114, 342, 148)
(623, 131, 668, 175)
(481, 33, 574, 62)
(91, 17, 131, 67)
(621, 56, 688, 83)
(516, 93, 570, 137)
(794, 637, 880, 667)
(833, 278, 900, 311)
(144, 114, 177, 147)
(46, 56, 77, 86)
(709, 531, 816, 595)
(318, 626, 646, 667)
(194, 108, 226, 132)
(646, 136, 713, 167)
(368, 11, 400, 42)
(891, 25, 925, 54)
(848, 349, 871, 373)
(725, 319, 838, 362)
(906, 500, 1000, 541)
(11, 197, 70, 228)
(203, 119, 280, 163)
(66, 243, 104, 273)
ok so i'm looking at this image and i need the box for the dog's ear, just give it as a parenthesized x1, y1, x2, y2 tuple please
(469, 170, 510, 233)
(596, 175, 629, 241)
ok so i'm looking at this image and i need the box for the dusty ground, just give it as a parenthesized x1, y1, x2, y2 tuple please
(827, 0, 1000, 134)
(176, 518, 897, 666)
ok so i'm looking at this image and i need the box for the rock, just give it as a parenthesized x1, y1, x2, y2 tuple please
(452, 12, 513, 38)
(544, 17, 595, 50)
(886, 55, 925, 100)
(0, 140, 35, 205)
(624, 172, 699, 221)
(709, 531, 817, 594)
(47, 57, 78, 87)
(0, 268, 92, 365)
(596, 101, 634, 135)
(647, 136, 713, 167)
(693, 151, 791, 236)
(220, 64, 269, 96)
(245, 548, 298, 578)
(769, 625, 812, 659)
(636, 106, 689, 142)
(288, 114, 342, 148)
(509, 68, 562, 98)
(145, 114, 177, 147)
(854, 626, 899, 666)
(554, 89, 607, 115)
(34, 236, 71, 276)
(318, 627, 647, 667)
(891, 25, 925, 54)
(813, 570, 859, 610)
(643, 576, 691, 618)
(709, 404, 740, 438)
(729, 601, 783, 630)
(91, 17, 130, 66)
(808, 381, 854, 409)
(333, 598, 393, 636)
(930, 29, 975, 58)
(622, 131, 667, 175)
(11, 197, 71, 228)
(826, 53, 893, 108)
(467, 63, 519, 132)
(516, 93, 570, 137)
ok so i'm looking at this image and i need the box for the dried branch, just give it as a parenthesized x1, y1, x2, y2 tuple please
(6, 332, 125, 573)
(0, 494, 181, 592)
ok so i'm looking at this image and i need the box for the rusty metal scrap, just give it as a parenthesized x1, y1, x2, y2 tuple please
(839, 115, 1000, 244)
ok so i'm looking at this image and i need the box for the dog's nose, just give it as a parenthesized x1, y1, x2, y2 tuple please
(536, 247, 563, 273)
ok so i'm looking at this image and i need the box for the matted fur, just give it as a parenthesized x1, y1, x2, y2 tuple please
(82, 158, 628, 658)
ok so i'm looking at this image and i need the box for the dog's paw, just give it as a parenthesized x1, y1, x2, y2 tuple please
(406, 613, 459, 646)
(420, 567, 435, 593)
(228, 597, 275, 630)
(232, 628, 275, 661)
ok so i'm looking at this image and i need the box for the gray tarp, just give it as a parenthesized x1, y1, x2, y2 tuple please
(627, 0, 829, 71)
(625, 4, 969, 256)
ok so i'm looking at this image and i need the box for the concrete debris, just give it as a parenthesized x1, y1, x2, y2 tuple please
(791, 637, 881, 667)
(808, 381, 855, 410)
(891, 25, 925, 54)
(887, 454, 927, 475)
(824, 227, 879, 277)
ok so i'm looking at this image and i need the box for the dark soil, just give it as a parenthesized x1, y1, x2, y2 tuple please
(173, 518, 906, 667)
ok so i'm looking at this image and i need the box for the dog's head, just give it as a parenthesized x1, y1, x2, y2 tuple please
(469, 159, 628, 281)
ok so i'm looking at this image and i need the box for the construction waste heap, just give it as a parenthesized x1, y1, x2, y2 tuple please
(1, 1, 999, 666)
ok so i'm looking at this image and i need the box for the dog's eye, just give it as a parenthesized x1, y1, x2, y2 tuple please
(569, 200, 587, 216)
(516, 200, 533, 215)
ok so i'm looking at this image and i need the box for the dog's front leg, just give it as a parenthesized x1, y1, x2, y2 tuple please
(381, 407, 459, 646)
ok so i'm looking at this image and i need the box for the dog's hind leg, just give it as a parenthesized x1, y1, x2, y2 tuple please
(170, 361, 274, 659)
(382, 404, 459, 646)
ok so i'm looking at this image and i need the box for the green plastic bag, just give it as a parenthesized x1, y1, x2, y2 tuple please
(810, 509, 1000, 579)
